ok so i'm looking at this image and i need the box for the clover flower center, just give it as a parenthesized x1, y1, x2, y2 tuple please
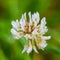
(23, 21, 35, 34)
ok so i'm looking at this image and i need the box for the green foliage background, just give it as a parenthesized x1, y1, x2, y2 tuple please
(0, 0, 60, 60)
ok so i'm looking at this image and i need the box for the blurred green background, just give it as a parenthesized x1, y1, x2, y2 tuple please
(0, 0, 60, 60)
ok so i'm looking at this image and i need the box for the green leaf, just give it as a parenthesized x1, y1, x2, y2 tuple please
(45, 28, 60, 55)
(48, 28, 60, 44)
(19, 37, 27, 46)
(0, 49, 8, 60)
(46, 45, 60, 55)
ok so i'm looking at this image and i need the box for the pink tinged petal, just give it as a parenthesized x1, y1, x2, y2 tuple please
(32, 38, 39, 53)
(19, 32, 24, 38)
(40, 17, 48, 35)
(22, 46, 27, 53)
(32, 29, 38, 35)
(28, 12, 32, 23)
(24, 34, 32, 40)
(33, 46, 39, 53)
(28, 12, 33, 32)
(32, 12, 40, 27)
(11, 28, 20, 39)
(20, 13, 26, 30)
(34, 36, 47, 50)
(11, 19, 20, 30)
(34, 37, 40, 49)
(27, 40, 32, 54)
(24, 12, 26, 20)
(40, 43, 47, 50)
(39, 41, 47, 50)
(42, 36, 51, 40)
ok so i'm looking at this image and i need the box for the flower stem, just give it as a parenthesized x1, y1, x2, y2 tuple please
(29, 51, 34, 60)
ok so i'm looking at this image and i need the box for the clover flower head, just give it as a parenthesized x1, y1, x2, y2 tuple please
(11, 12, 51, 54)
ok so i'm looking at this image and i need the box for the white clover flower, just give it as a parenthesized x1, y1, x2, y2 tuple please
(11, 12, 51, 54)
